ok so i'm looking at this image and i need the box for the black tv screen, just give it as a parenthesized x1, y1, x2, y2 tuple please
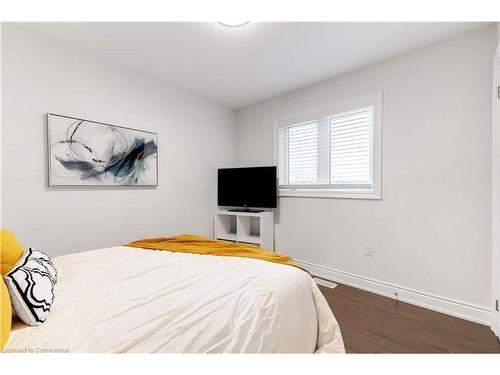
(218, 166, 277, 209)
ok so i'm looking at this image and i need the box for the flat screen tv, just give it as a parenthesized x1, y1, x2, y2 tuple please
(218, 166, 277, 211)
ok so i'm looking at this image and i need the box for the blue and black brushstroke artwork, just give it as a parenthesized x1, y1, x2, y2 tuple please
(48, 115, 158, 186)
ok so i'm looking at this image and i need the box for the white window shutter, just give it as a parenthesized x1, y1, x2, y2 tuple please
(278, 126, 288, 185)
(287, 121, 318, 185)
(278, 100, 377, 194)
(330, 106, 373, 186)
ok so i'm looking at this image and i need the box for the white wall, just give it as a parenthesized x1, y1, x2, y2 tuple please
(1, 24, 236, 257)
(236, 26, 497, 316)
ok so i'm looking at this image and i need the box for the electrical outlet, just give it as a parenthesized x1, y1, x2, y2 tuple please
(363, 243, 375, 257)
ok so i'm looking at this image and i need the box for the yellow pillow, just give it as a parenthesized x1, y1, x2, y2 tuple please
(1, 277, 12, 349)
(1, 229, 24, 276)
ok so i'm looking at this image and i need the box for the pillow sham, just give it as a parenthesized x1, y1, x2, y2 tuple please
(1, 229, 24, 276)
(4, 248, 57, 326)
(1, 276, 12, 348)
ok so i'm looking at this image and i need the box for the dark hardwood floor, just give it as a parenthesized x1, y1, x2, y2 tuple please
(319, 283, 500, 353)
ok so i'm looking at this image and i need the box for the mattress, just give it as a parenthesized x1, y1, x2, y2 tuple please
(5, 246, 345, 353)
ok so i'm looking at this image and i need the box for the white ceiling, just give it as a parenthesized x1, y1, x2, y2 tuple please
(23, 22, 489, 109)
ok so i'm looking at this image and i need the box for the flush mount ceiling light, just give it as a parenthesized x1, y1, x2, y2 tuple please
(217, 21, 250, 28)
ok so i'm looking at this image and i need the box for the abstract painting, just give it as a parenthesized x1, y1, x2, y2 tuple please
(48, 114, 158, 186)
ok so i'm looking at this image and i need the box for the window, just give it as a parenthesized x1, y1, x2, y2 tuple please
(276, 92, 382, 199)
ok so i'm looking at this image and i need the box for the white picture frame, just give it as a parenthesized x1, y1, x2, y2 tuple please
(47, 113, 159, 187)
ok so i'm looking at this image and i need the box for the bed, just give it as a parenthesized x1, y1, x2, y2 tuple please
(5, 245, 345, 353)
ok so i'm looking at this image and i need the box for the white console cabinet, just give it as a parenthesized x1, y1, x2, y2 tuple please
(214, 210, 274, 251)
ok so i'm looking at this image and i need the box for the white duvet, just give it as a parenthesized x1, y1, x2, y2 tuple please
(6, 246, 344, 353)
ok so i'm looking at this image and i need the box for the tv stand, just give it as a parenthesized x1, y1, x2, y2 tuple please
(214, 210, 274, 251)
(227, 208, 264, 213)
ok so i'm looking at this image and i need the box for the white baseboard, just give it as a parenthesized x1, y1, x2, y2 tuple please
(295, 259, 491, 326)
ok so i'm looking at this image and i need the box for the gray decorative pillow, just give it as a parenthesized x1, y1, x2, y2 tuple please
(4, 248, 57, 326)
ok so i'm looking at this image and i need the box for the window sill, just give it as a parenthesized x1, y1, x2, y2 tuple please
(278, 188, 381, 200)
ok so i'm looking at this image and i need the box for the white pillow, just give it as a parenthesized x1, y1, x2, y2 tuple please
(4, 248, 57, 326)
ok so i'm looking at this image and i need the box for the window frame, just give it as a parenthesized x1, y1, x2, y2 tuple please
(274, 91, 383, 200)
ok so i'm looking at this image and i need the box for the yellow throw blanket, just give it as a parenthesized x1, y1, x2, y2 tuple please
(126, 234, 305, 272)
